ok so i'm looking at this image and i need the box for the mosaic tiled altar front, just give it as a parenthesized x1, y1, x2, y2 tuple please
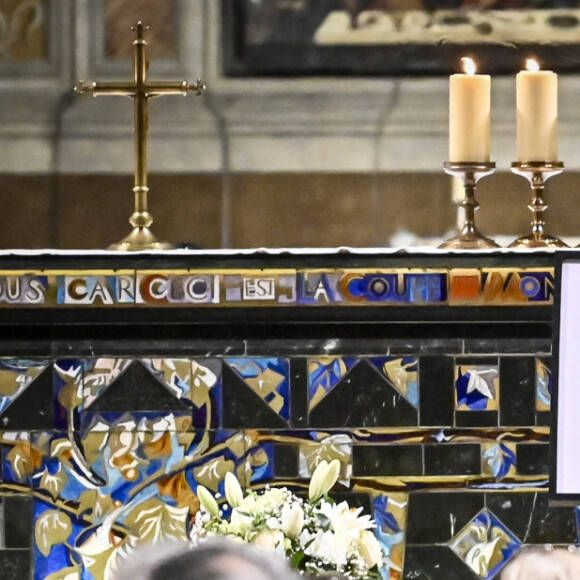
(0, 250, 564, 580)
(0, 346, 567, 580)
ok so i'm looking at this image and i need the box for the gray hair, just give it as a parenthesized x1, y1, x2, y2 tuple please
(501, 549, 580, 580)
(111, 539, 302, 580)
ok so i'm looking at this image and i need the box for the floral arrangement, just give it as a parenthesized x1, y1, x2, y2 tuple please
(192, 459, 388, 580)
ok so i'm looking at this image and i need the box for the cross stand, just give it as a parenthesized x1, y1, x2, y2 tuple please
(76, 22, 205, 251)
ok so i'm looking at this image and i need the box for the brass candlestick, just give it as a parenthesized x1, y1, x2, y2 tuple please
(509, 161, 568, 248)
(439, 162, 499, 249)
(75, 22, 205, 251)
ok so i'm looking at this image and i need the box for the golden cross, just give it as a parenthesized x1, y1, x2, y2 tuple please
(75, 21, 205, 250)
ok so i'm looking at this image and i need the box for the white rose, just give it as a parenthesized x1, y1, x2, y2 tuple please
(228, 508, 254, 537)
(252, 529, 285, 552)
(359, 530, 384, 568)
(281, 502, 304, 539)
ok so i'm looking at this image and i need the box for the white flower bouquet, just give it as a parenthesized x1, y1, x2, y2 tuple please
(192, 460, 387, 580)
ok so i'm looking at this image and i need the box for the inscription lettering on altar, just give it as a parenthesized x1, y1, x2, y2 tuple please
(62, 275, 135, 305)
(136, 274, 219, 304)
(0, 275, 47, 304)
(448, 269, 554, 304)
(0, 268, 557, 307)
(243, 278, 276, 300)
(223, 275, 296, 303)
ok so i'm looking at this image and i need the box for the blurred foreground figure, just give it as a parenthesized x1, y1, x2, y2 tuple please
(111, 539, 302, 580)
(501, 548, 580, 580)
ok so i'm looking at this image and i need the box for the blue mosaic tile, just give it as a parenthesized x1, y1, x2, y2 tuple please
(374, 493, 408, 578)
(298, 431, 353, 481)
(369, 357, 419, 408)
(0, 359, 48, 415)
(307, 357, 358, 411)
(535, 358, 551, 412)
(449, 508, 521, 579)
(455, 363, 499, 412)
(226, 358, 290, 421)
(481, 442, 517, 480)
(80, 358, 132, 411)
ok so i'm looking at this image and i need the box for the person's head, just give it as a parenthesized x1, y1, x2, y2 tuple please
(111, 538, 301, 580)
(501, 548, 580, 580)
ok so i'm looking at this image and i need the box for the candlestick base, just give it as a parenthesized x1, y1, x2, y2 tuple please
(509, 161, 568, 249)
(439, 162, 499, 250)
(108, 227, 174, 251)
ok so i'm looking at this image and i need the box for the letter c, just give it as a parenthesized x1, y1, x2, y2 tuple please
(140, 275, 168, 302)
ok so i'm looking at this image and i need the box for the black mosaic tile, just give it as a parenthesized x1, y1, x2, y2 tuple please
(273, 442, 299, 478)
(403, 545, 479, 580)
(463, 338, 551, 355)
(499, 357, 535, 426)
(516, 443, 549, 476)
(289, 358, 307, 428)
(536, 410, 551, 427)
(0, 341, 52, 357)
(0, 549, 32, 580)
(221, 364, 287, 429)
(485, 493, 538, 541)
(332, 491, 372, 514)
(455, 410, 499, 428)
(456, 356, 498, 367)
(3, 495, 32, 548)
(86, 361, 190, 413)
(309, 360, 418, 428)
(0, 366, 54, 430)
(524, 493, 577, 544)
(406, 492, 485, 544)
(352, 444, 423, 477)
(424, 444, 480, 476)
(388, 338, 463, 356)
(418, 356, 454, 427)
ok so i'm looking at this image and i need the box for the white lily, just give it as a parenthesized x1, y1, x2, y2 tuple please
(224, 472, 244, 508)
(309, 459, 341, 502)
(359, 530, 384, 568)
(197, 485, 220, 518)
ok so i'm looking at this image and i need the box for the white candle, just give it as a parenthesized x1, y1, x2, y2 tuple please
(449, 57, 491, 163)
(516, 59, 558, 162)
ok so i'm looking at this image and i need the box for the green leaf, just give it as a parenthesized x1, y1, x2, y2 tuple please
(289, 549, 308, 569)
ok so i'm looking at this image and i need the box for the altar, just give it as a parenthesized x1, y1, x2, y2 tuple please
(0, 247, 571, 580)
(3, 2, 580, 578)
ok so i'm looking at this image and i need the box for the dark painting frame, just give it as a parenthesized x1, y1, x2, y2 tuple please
(222, 0, 580, 77)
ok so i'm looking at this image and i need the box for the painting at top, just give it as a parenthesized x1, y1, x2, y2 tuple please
(222, 0, 580, 76)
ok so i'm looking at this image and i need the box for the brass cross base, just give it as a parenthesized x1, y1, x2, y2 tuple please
(108, 187, 173, 251)
(109, 230, 174, 252)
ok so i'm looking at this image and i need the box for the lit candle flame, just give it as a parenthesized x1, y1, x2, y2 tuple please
(461, 57, 476, 75)
(526, 59, 540, 72)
